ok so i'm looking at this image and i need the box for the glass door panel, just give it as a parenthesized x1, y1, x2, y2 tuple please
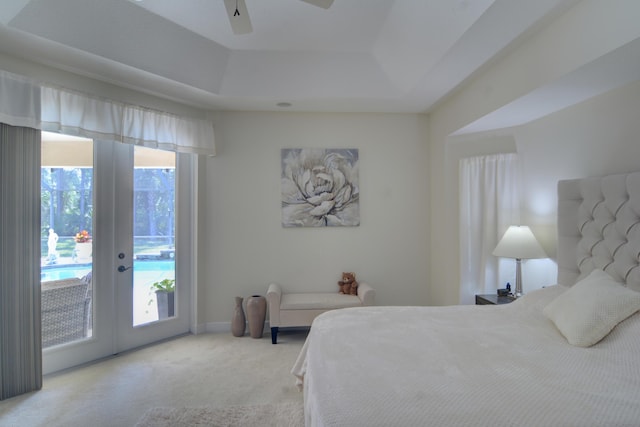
(41, 134, 94, 349)
(113, 142, 190, 352)
(132, 146, 176, 326)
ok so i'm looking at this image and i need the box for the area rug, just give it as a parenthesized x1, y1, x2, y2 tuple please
(135, 402, 304, 427)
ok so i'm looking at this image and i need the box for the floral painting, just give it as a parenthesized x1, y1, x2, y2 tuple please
(281, 148, 359, 227)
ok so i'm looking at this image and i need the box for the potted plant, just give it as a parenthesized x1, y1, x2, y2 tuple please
(151, 278, 175, 319)
(73, 230, 92, 262)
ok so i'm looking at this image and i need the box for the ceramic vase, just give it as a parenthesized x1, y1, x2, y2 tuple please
(231, 296, 246, 337)
(246, 295, 266, 338)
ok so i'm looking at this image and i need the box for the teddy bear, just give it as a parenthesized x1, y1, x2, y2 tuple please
(338, 272, 359, 296)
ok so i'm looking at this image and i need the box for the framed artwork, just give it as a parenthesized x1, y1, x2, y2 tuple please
(281, 148, 359, 227)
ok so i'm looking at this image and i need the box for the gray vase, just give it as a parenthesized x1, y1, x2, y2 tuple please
(246, 295, 266, 338)
(231, 296, 246, 337)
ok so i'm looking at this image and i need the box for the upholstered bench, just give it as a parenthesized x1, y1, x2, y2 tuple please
(266, 282, 375, 344)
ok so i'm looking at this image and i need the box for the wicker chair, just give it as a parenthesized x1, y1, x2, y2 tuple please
(41, 275, 91, 348)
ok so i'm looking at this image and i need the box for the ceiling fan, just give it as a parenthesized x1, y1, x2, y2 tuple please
(223, 0, 335, 35)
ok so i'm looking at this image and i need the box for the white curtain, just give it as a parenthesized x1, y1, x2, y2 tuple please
(0, 70, 42, 400)
(0, 70, 41, 129)
(459, 153, 520, 305)
(41, 85, 216, 156)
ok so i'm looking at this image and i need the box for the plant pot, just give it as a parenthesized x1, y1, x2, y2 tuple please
(156, 291, 175, 319)
(246, 295, 266, 338)
(74, 242, 92, 263)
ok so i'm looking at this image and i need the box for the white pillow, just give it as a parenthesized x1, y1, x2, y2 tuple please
(543, 269, 640, 347)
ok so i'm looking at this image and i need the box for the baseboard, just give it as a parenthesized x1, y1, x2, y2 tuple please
(203, 321, 271, 334)
(204, 322, 230, 333)
(191, 322, 209, 335)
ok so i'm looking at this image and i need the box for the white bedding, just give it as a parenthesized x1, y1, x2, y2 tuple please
(292, 286, 640, 426)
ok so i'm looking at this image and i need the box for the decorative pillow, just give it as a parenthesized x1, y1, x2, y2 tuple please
(543, 269, 640, 347)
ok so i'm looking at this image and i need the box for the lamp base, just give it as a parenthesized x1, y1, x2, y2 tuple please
(514, 258, 523, 297)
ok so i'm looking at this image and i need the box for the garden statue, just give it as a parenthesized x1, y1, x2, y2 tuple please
(47, 228, 59, 263)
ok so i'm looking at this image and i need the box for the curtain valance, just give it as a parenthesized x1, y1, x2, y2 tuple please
(41, 86, 216, 156)
(0, 70, 40, 129)
(1, 69, 216, 155)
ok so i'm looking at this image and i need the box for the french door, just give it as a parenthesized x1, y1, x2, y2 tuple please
(42, 134, 192, 374)
(110, 141, 191, 350)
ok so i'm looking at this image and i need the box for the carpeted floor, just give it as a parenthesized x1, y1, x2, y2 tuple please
(0, 330, 307, 427)
(135, 402, 304, 427)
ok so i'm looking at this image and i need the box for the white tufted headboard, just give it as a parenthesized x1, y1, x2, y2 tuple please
(557, 171, 640, 290)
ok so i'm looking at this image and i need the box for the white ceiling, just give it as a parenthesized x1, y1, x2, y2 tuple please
(0, 0, 578, 113)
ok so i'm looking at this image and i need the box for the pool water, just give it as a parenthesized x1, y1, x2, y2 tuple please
(41, 260, 176, 327)
(41, 260, 175, 281)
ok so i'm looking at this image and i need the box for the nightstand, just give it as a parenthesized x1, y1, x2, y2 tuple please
(475, 294, 515, 305)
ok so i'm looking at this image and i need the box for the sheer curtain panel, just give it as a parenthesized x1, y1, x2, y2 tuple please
(459, 153, 519, 305)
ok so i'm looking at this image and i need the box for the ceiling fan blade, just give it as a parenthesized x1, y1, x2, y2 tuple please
(299, 0, 334, 9)
(224, 0, 252, 35)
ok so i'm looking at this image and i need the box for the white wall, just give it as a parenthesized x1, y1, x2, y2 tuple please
(428, 0, 640, 305)
(515, 79, 640, 235)
(202, 112, 430, 324)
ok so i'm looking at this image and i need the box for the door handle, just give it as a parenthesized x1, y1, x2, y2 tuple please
(117, 265, 132, 272)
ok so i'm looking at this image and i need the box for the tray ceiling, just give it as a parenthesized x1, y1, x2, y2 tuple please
(0, 0, 578, 113)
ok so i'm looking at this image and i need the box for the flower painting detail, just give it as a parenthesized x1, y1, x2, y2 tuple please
(281, 148, 359, 227)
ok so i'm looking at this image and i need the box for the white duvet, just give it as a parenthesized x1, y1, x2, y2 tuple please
(292, 286, 640, 427)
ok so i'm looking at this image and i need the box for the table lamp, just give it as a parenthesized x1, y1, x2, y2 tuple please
(492, 225, 547, 297)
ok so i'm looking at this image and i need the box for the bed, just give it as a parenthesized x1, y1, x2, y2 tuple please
(292, 171, 640, 426)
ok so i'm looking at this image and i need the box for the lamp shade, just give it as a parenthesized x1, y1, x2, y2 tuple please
(493, 226, 547, 260)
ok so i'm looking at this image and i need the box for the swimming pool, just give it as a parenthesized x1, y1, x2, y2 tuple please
(41, 259, 176, 326)
(41, 260, 175, 281)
